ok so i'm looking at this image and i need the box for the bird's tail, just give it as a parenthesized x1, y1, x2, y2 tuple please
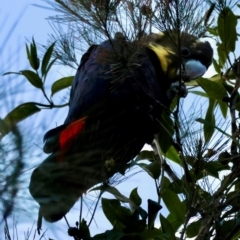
(29, 153, 84, 222)
(29, 117, 89, 222)
(43, 116, 87, 156)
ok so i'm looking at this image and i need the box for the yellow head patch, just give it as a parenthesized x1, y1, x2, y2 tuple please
(148, 44, 176, 75)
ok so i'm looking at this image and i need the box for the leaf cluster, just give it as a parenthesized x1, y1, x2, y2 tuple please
(1, 39, 74, 139)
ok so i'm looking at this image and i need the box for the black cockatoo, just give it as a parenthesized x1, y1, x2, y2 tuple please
(29, 31, 213, 223)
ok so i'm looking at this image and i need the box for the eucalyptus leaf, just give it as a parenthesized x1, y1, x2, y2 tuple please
(3, 71, 21, 76)
(101, 198, 126, 230)
(51, 76, 74, 97)
(90, 185, 130, 203)
(160, 214, 176, 240)
(157, 112, 174, 153)
(165, 146, 181, 165)
(197, 77, 227, 101)
(218, 7, 237, 53)
(189, 90, 208, 98)
(30, 38, 40, 70)
(196, 118, 232, 139)
(212, 58, 221, 73)
(1, 102, 41, 137)
(217, 99, 228, 118)
(162, 190, 186, 223)
(217, 42, 228, 67)
(204, 98, 216, 143)
(26, 44, 34, 68)
(186, 219, 201, 238)
(135, 150, 155, 162)
(129, 188, 142, 206)
(41, 42, 55, 77)
(21, 70, 43, 88)
(138, 161, 161, 179)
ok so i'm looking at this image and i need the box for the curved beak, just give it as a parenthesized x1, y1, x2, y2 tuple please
(184, 60, 207, 80)
(177, 59, 207, 81)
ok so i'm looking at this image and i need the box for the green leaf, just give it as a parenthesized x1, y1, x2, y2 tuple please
(189, 91, 208, 98)
(1, 102, 41, 136)
(196, 118, 232, 139)
(229, 225, 240, 239)
(30, 38, 40, 70)
(157, 112, 174, 153)
(169, 95, 178, 111)
(205, 164, 218, 178)
(218, 219, 240, 239)
(217, 43, 228, 67)
(51, 76, 74, 97)
(161, 190, 186, 223)
(196, 77, 227, 101)
(45, 57, 57, 77)
(79, 218, 90, 239)
(41, 42, 55, 77)
(186, 80, 198, 87)
(26, 44, 34, 68)
(129, 188, 142, 207)
(104, 186, 130, 203)
(218, 7, 238, 53)
(207, 26, 218, 36)
(92, 230, 125, 240)
(135, 150, 155, 162)
(212, 58, 221, 73)
(164, 146, 181, 165)
(217, 100, 228, 118)
(226, 69, 237, 80)
(205, 161, 224, 178)
(166, 199, 187, 232)
(148, 199, 162, 229)
(90, 185, 130, 203)
(138, 161, 161, 179)
(160, 214, 176, 240)
(204, 99, 216, 143)
(162, 176, 171, 190)
(168, 179, 184, 195)
(101, 198, 141, 232)
(101, 198, 127, 230)
(208, 74, 222, 83)
(186, 219, 201, 238)
(21, 70, 43, 88)
(3, 71, 21, 76)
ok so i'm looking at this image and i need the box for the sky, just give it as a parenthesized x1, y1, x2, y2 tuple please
(0, 1, 239, 240)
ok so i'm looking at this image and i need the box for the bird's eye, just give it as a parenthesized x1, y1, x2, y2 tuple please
(181, 47, 190, 57)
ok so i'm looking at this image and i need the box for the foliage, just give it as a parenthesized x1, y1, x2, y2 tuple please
(2, 0, 240, 239)
(0, 126, 24, 222)
(0, 8, 32, 231)
(1, 40, 73, 139)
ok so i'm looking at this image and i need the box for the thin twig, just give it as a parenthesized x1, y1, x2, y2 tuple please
(64, 216, 70, 228)
(88, 189, 104, 227)
(79, 196, 83, 230)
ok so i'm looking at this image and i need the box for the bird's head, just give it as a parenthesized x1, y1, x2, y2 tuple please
(146, 31, 213, 82)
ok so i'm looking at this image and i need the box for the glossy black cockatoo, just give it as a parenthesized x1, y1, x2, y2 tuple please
(29, 31, 213, 223)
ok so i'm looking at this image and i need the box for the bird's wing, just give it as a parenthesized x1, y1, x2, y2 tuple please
(43, 39, 172, 153)
(66, 42, 172, 122)
(65, 42, 111, 124)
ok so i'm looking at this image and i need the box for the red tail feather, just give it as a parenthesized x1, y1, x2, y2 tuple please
(58, 117, 87, 161)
